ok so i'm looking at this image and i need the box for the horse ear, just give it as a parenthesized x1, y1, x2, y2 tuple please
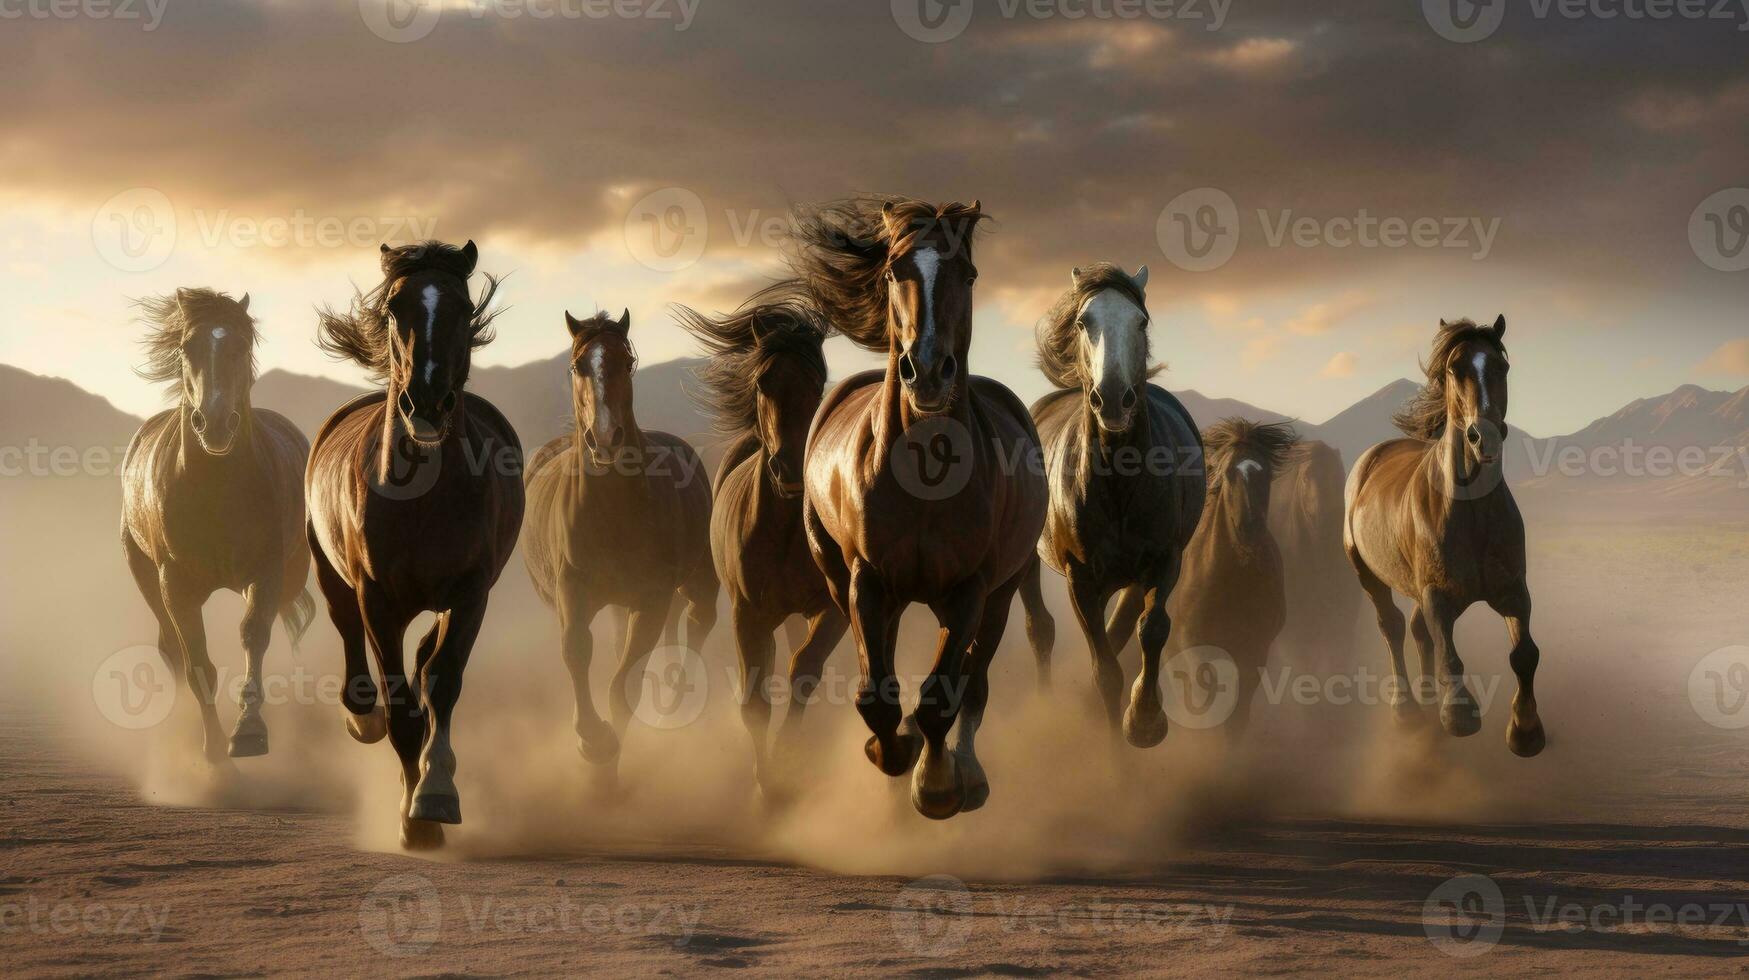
(1438, 318, 1451, 329)
(238, 293, 250, 314)
(614, 308, 631, 333)
(1132, 266, 1149, 290)
(565, 311, 585, 338)
(459, 240, 479, 275)
(1071, 267, 1083, 287)
(378, 243, 395, 274)
(1492, 314, 1506, 338)
(968, 199, 982, 215)
(879, 201, 905, 241)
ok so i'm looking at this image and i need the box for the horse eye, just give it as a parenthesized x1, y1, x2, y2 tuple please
(1076, 319, 1088, 331)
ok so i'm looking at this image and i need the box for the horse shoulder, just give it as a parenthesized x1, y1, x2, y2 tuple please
(809, 369, 885, 443)
(310, 391, 387, 455)
(462, 391, 522, 454)
(968, 375, 1039, 441)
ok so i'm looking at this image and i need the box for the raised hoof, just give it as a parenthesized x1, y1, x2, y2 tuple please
(1507, 718, 1547, 757)
(864, 731, 922, 778)
(345, 706, 388, 744)
(1440, 697, 1483, 737)
(408, 793, 461, 825)
(1122, 703, 1168, 749)
(400, 819, 446, 851)
(227, 729, 269, 758)
(956, 752, 990, 813)
(577, 728, 621, 765)
(910, 744, 964, 820)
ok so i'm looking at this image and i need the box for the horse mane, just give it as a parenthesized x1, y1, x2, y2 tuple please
(316, 241, 502, 383)
(675, 283, 828, 437)
(1035, 262, 1152, 390)
(1204, 417, 1299, 486)
(1391, 318, 1509, 440)
(787, 197, 986, 353)
(133, 288, 258, 388)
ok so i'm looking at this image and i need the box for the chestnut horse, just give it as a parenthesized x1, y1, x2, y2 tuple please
(523, 309, 717, 784)
(795, 198, 1047, 819)
(1268, 440, 1361, 672)
(675, 292, 846, 798)
(121, 289, 313, 763)
(307, 241, 524, 849)
(1344, 315, 1545, 757)
(1016, 263, 1205, 748)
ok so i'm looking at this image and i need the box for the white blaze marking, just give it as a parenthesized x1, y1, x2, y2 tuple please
(207, 327, 225, 401)
(589, 343, 612, 431)
(1236, 459, 1262, 477)
(912, 246, 940, 353)
(1082, 288, 1146, 392)
(420, 284, 441, 386)
(1471, 349, 1491, 415)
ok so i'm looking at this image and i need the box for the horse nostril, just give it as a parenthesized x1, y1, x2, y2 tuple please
(438, 391, 457, 415)
(398, 391, 416, 417)
(1120, 387, 1138, 410)
(225, 411, 241, 433)
(1467, 425, 1482, 445)
(189, 409, 207, 433)
(941, 354, 957, 380)
(582, 430, 598, 450)
(609, 426, 626, 448)
(1088, 389, 1103, 411)
(898, 352, 918, 387)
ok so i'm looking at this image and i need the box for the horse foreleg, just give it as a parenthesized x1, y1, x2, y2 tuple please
(228, 577, 280, 758)
(1423, 590, 1480, 738)
(1408, 604, 1439, 707)
(411, 599, 483, 826)
(1125, 561, 1180, 749)
(848, 559, 909, 777)
(911, 576, 986, 820)
(772, 607, 847, 783)
(608, 599, 673, 738)
(732, 603, 778, 795)
(359, 591, 434, 849)
(160, 570, 227, 766)
(952, 571, 1021, 812)
(558, 584, 617, 765)
(1491, 582, 1545, 757)
(1018, 555, 1055, 691)
(1067, 571, 1122, 737)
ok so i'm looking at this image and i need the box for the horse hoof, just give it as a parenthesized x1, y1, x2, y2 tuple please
(1440, 698, 1482, 738)
(955, 752, 990, 813)
(227, 730, 269, 758)
(400, 819, 446, 851)
(346, 706, 388, 744)
(1507, 718, 1546, 757)
(408, 793, 461, 825)
(1122, 704, 1168, 749)
(911, 746, 963, 820)
(577, 730, 621, 765)
(864, 735, 917, 778)
(1391, 698, 1423, 726)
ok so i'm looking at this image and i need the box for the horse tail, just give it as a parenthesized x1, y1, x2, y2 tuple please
(281, 587, 317, 651)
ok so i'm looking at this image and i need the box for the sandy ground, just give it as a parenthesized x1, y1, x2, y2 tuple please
(4, 491, 1749, 975)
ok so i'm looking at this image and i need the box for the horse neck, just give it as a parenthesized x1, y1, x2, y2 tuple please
(376, 380, 469, 474)
(1429, 416, 1482, 506)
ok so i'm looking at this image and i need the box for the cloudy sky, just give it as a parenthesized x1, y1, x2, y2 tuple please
(1, 0, 1744, 434)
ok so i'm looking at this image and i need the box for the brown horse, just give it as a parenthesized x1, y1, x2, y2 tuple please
(121, 289, 314, 763)
(523, 309, 717, 784)
(795, 197, 1048, 819)
(1344, 315, 1545, 757)
(675, 291, 846, 799)
(1016, 263, 1205, 748)
(1268, 440, 1361, 672)
(306, 241, 524, 849)
(1159, 418, 1295, 737)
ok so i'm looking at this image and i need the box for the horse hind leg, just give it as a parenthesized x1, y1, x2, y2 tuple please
(1408, 605, 1439, 709)
(1018, 555, 1055, 691)
(309, 525, 385, 744)
(1346, 548, 1415, 724)
(731, 603, 779, 797)
(679, 563, 720, 654)
(772, 608, 848, 782)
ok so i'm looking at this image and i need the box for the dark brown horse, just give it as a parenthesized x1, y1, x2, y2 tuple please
(523, 309, 717, 784)
(121, 289, 314, 763)
(1160, 418, 1296, 737)
(1344, 316, 1545, 756)
(1268, 440, 1361, 672)
(675, 291, 846, 799)
(795, 197, 1047, 819)
(306, 241, 524, 849)
(1015, 263, 1205, 748)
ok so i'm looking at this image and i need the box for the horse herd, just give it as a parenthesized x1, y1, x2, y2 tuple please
(116, 197, 1544, 850)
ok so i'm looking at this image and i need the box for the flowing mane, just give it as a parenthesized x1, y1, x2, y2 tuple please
(316, 241, 502, 383)
(134, 287, 258, 389)
(1204, 417, 1299, 488)
(787, 197, 986, 353)
(675, 283, 828, 437)
(1035, 262, 1152, 390)
(1391, 318, 1509, 440)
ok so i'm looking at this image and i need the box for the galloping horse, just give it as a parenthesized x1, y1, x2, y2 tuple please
(675, 292, 845, 798)
(1163, 418, 1296, 737)
(1344, 316, 1545, 757)
(523, 309, 717, 783)
(1268, 440, 1360, 672)
(795, 198, 1047, 819)
(1016, 263, 1205, 748)
(307, 241, 524, 849)
(121, 289, 314, 763)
